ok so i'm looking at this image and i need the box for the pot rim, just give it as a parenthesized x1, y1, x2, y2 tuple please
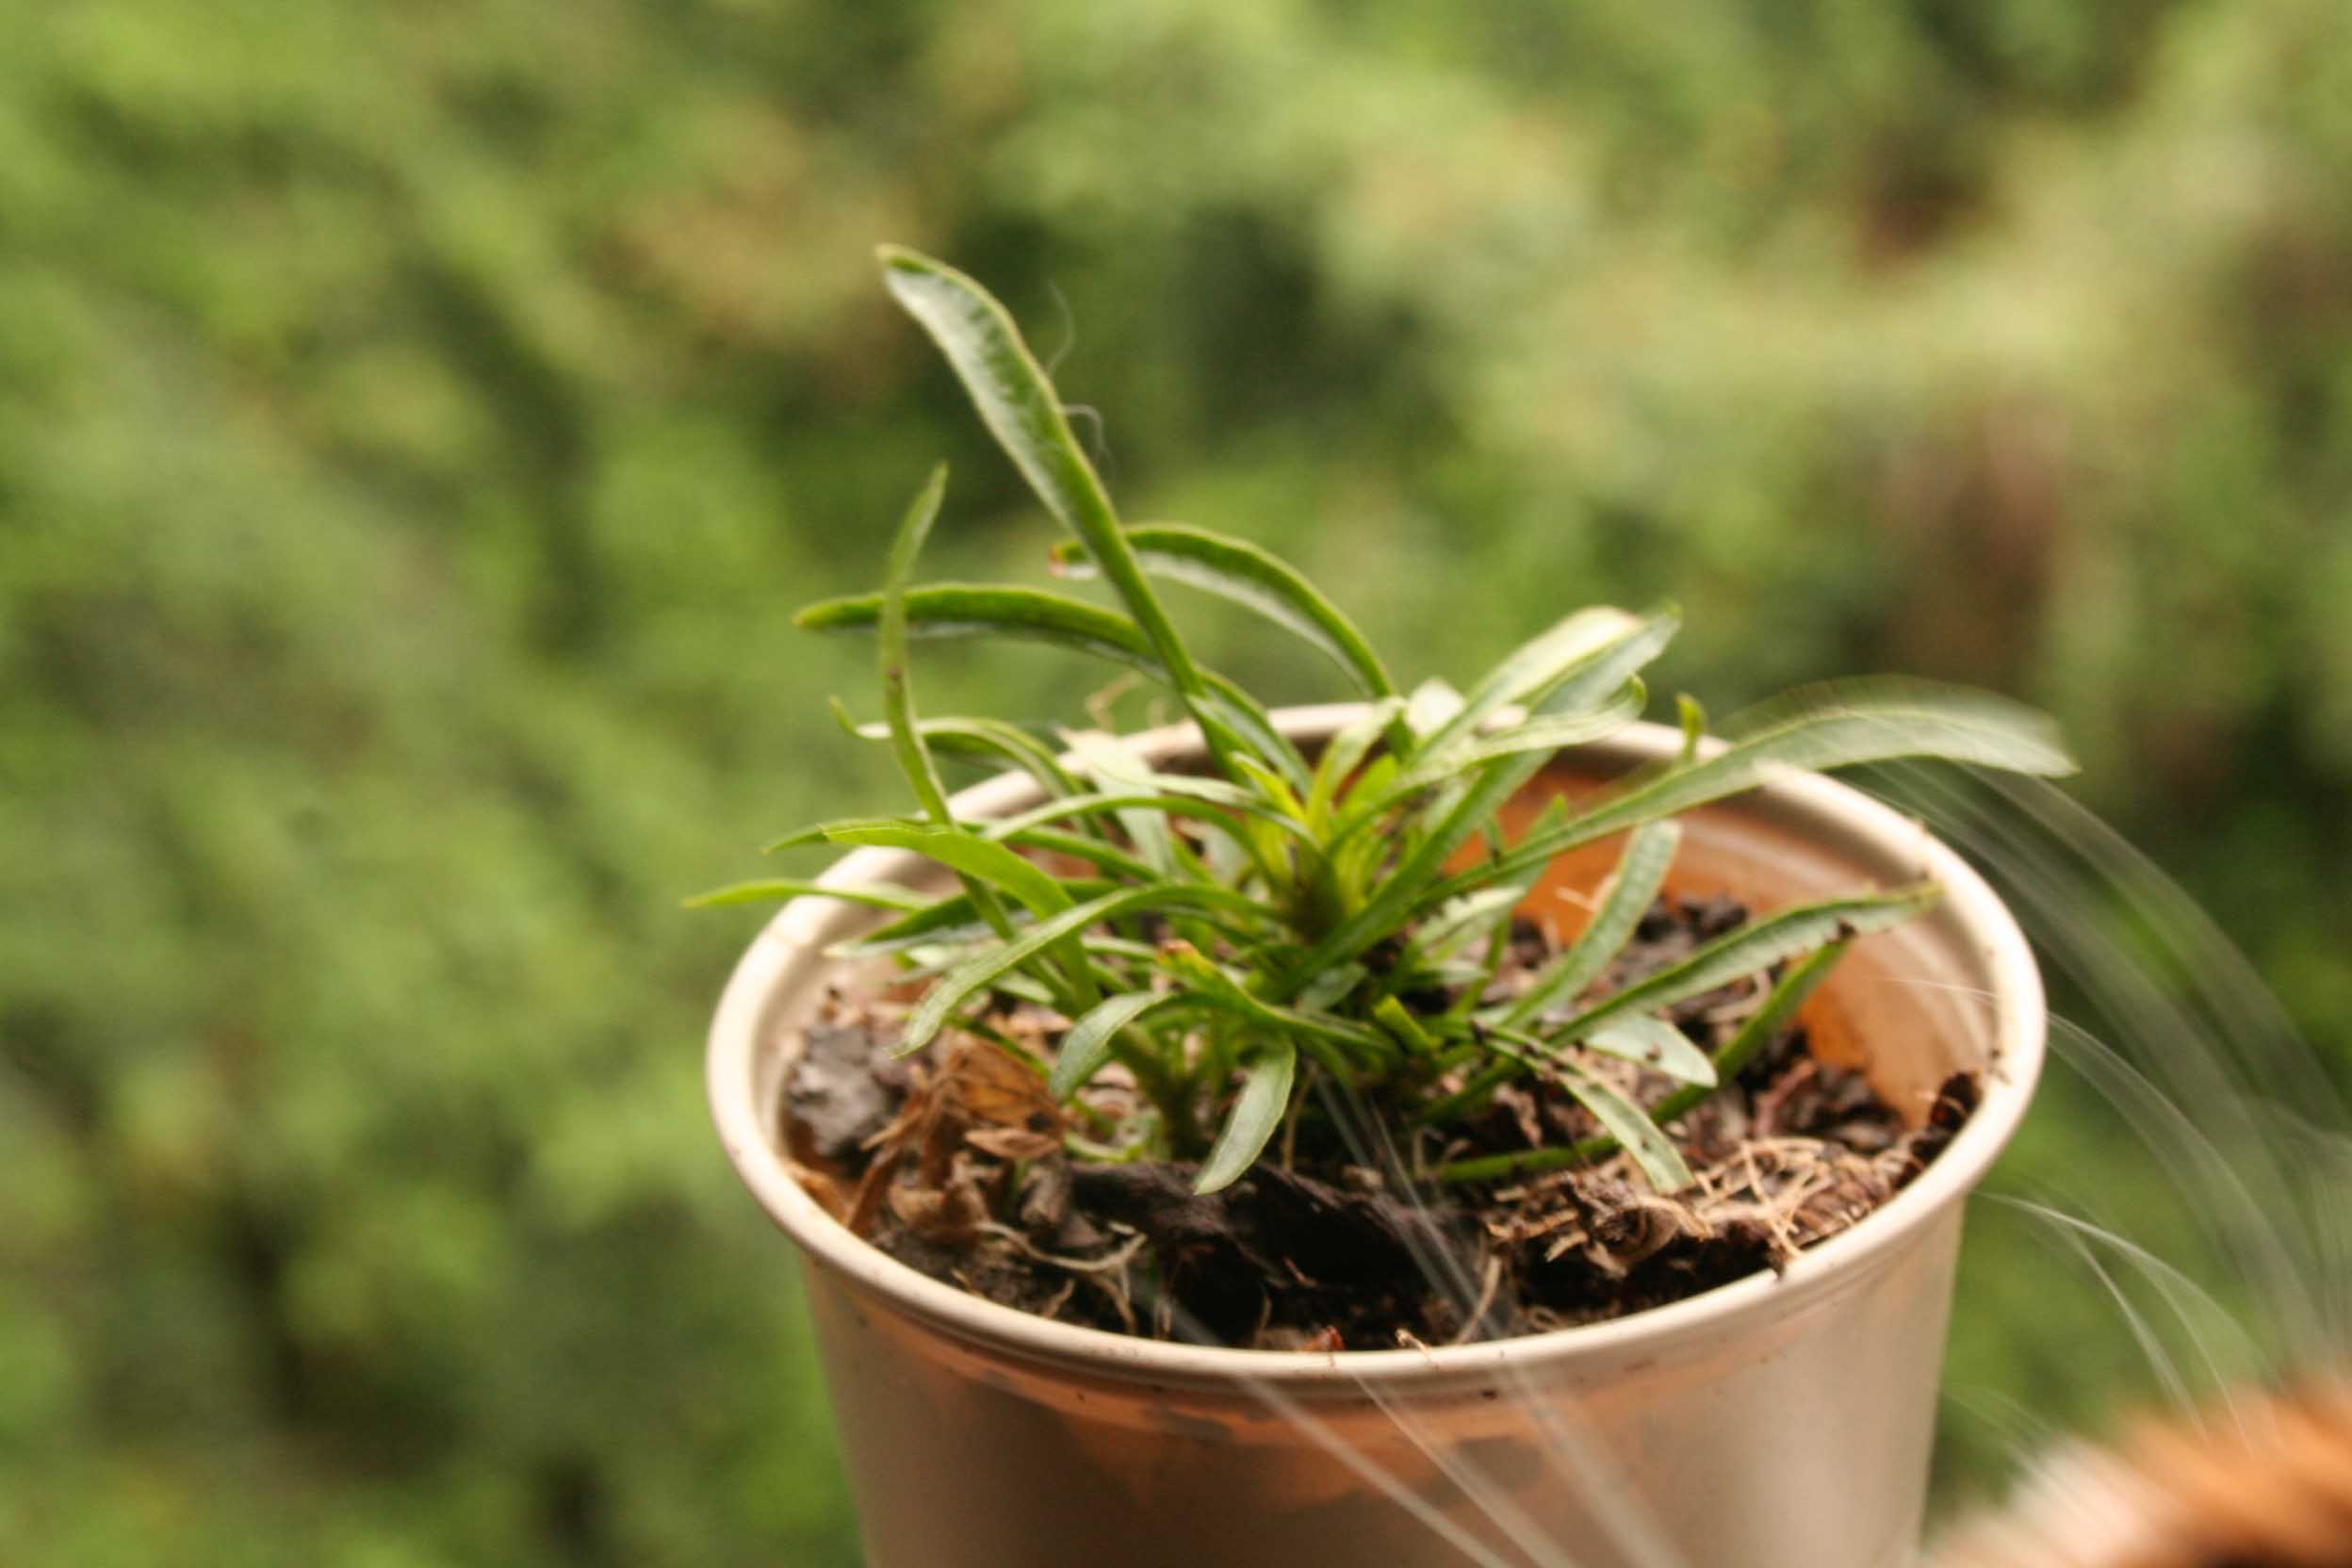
(708, 704, 2045, 1391)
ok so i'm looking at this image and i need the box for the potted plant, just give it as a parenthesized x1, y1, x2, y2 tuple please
(702, 248, 2066, 1568)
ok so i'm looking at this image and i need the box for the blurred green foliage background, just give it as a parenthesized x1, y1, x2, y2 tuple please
(5, 0, 2349, 1561)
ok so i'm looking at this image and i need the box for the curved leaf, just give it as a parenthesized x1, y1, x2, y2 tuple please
(1053, 524, 1394, 696)
(815, 824, 1071, 918)
(796, 583, 1161, 674)
(1558, 1062, 1694, 1193)
(1576, 1016, 1717, 1086)
(763, 813, 925, 855)
(1384, 681, 1645, 795)
(876, 248, 1213, 704)
(1414, 682, 2074, 913)
(1421, 607, 1644, 757)
(1050, 990, 1182, 1100)
(881, 466, 954, 823)
(681, 879, 933, 912)
(848, 714, 1082, 797)
(1493, 820, 1682, 1029)
(1194, 1040, 1297, 1195)
(1305, 695, 1406, 827)
(901, 882, 1267, 1055)
(1545, 885, 1937, 1044)
(982, 789, 1318, 848)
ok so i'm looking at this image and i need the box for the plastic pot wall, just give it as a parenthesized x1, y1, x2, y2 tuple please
(708, 707, 2047, 1568)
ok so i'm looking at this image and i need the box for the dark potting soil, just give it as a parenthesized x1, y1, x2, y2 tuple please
(781, 894, 1974, 1349)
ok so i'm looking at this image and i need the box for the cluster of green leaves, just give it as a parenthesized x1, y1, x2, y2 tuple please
(707, 247, 2076, 1196)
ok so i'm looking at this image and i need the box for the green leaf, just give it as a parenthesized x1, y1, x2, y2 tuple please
(983, 788, 1306, 844)
(1558, 1063, 1694, 1193)
(1284, 738, 1560, 986)
(1305, 696, 1406, 827)
(1531, 607, 1681, 718)
(1576, 679, 2077, 843)
(1404, 677, 1464, 740)
(1576, 1016, 1717, 1086)
(796, 583, 1161, 674)
(1676, 693, 1707, 764)
(1053, 524, 1394, 696)
(815, 824, 1072, 918)
(1414, 681, 2073, 913)
(763, 813, 926, 854)
(1196, 678, 1314, 792)
(1294, 961, 1367, 1014)
(848, 713, 1082, 797)
(1421, 607, 1645, 757)
(900, 883, 1265, 1055)
(1194, 1040, 1298, 1194)
(1051, 990, 1182, 1100)
(875, 248, 1217, 714)
(881, 466, 955, 824)
(1546, 885, 1938, 1043)
(1372, 996, 1440, 1055)
(995, 825, 1158, 883)
(1493, 820, 1682, 1029)
(1157, 948, 1391, 1073)
(680, 879, 934, 912)
(829, 879, 1121, 958)
(1385, 681, 1645, 794)
(1407, 887, 1526, 965)
(1648, 942, 1849, 1128)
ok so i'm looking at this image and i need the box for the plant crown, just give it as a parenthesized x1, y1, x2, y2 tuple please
(699, 247, 2076, 1196)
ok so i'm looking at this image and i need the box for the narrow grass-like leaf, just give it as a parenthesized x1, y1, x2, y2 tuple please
(1053, 524, 1395, 696)
(1493, 820, 1682, 1029)
(1441, 943, 1854, 1186)
(1420, 608, 1643, 757)
(1531, 608, 1681, 718)
(1195, 1040, 1298, 1195)
(1649, 941, 1848, 1128)
(1059, 729, 1179, 874)
(1404, 678, 1463, 740)
(850, 714, 1081, 796)
(831, 880, 1122, 958)
(680, 879, 934, 912)
(982, 790, 1314, 846)
(1294, 962, 1367, 1014)
(1373, 996, 1440, 1056)
(1544, 886, 1937, 1044)
(1575, 681, 2075, 842)
(816, 824, 1071, 917)
(1284, 742, 1557, 985)
(881, 466, 954, 823)
(1197, 678, 1313, 792)
(1227, 750, 1309, 822)
(1305, 695, 1405, 827)
(1559, 1064, 1694, 1192)
(1408, 887, 1526, 965)
(996, 826, 1157, 882)
(1159, 948, 1392, 1069)
(1576, 1016, 1717, 1086)
(797, 584, 1162, 674)
(901, 883, 1266, 1054)
(1385, 682, 1644, 794)
(876, 248, 1219, 719)
(1676, 694, 1707, 764)
(762, 814, 926, 854)
(1413, 683, 2073, 913)
(1051, 990, 1184, 1100)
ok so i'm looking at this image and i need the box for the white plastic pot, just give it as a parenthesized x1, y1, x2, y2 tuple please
(709, 707, 2046, 1568)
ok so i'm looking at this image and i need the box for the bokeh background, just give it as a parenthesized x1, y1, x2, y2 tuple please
(7, 1, 2350, 1561)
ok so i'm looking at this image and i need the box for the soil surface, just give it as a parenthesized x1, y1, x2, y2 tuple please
(782, 894, 1973, 1349)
